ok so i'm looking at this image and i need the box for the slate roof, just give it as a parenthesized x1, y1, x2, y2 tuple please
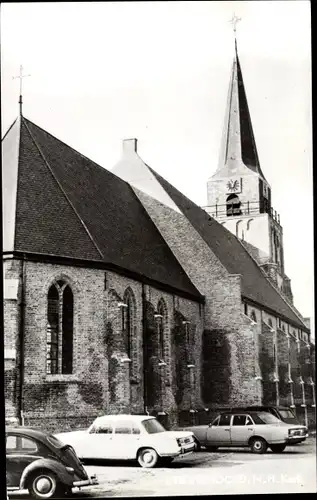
(149, 167, 308, 331)
(2, 116, 203, 301)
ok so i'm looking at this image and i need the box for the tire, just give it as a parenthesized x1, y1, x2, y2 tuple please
(194, 438, 202, 452)
(137, 448, 159, 468)
(28, 471, 62, 499)
(270, 444, 287, 453)
(206, 446, 219, 452)
(250, 437, 268, 454)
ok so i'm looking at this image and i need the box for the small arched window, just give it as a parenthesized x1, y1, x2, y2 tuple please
(250, 311, 257, 323)
(226, 194, 242, 217)
(268, 318, 273, 328)
(47, 281, 73, 374)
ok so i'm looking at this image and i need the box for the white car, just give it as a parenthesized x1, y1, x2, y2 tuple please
(55, 415, 195, 468)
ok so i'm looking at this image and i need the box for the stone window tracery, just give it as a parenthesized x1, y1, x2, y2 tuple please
(46, 281, 73, 374)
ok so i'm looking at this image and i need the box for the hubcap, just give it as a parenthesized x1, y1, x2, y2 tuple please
(143, 451, 154, 463)
(254, 441, 262, 450)
(35, 477, 53, 494)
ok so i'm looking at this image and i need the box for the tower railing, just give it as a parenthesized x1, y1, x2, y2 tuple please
(202, 201, 281, 224)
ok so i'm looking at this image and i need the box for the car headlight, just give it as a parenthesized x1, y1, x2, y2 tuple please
(66, 467, 75, 474)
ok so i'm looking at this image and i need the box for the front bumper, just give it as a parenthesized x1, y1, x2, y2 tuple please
(73, 475, 98, 487)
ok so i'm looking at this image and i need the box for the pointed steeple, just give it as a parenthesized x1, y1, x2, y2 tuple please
(215, 34, 266, 180)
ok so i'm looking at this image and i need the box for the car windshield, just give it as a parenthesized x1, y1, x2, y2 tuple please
(142, 418, 165, 434)
(279, 410, 296, 419)
(257, 412, 282, 424)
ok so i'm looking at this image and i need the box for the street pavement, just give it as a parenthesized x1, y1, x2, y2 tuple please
(8, 437, 316, 498)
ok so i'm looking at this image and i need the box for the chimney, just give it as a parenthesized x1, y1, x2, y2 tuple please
(123, 138, 137, 155)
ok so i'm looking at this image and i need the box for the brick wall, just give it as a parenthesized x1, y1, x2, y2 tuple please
(3, 258, 22, 421)
(134, 189, 261, 409)
(4, 258, 203, 431)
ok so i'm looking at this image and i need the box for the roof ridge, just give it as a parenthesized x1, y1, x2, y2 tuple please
(239, 237, 308, 330)
(22, 117, 104, 259)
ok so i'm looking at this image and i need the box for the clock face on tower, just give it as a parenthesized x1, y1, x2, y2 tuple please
(227, 179, 239, 192)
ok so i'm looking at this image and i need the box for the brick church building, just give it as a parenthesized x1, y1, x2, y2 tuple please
(3, 42, 315, 431)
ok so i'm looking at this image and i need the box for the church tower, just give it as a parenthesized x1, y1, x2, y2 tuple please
(204, 34, 293, 302)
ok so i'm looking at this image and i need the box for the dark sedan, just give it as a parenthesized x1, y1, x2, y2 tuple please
(6, 426, 98, 499)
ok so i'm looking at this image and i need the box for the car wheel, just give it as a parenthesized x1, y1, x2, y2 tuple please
(206, 446, 218, 452)
(250, 437, 268, 454)
(28, 471, 62, 499)
(137, 448, 159, 468)
(193, 438, 202, 452)
(270, 444, 286, 453)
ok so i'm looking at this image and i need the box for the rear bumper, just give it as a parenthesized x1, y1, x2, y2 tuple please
(285, 435, 308, 444)
(73, 475, 98, 487)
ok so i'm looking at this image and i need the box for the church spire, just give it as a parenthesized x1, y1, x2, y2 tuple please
(216, 17, 266, 180)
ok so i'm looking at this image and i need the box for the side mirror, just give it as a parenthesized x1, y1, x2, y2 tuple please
(208, 423, 213, 427)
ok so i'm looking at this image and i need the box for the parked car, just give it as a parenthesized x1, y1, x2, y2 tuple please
(55, 414, 195, 468)
(212, 405, 302, 426)
(6, 426, 98, 499)
(243, 406, 301, 426)
(184, 411, 308, 454)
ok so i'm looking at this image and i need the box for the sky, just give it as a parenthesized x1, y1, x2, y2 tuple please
(1, 1, 314, 334)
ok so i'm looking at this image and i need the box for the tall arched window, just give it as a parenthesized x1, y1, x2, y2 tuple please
(157, 299, 167, 360)
(46, 281, 74, 375)
(226, 194, 242, 216)
(123, 288, 137, 379)
(250, 311, 257, 323)
(268, 318, 273, 328)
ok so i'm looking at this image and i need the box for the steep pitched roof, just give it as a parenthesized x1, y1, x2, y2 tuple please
(214, 42, 266, 180)
(149, 167, 308, 331)
(2, 116, 202, 301)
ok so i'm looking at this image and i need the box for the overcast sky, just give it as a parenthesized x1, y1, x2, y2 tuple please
(1, 1, 313, 332)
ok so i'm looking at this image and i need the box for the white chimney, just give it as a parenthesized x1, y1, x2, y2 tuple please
(123, 138, 137, 155)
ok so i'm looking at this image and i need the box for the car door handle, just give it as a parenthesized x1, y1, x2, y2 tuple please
(247, 428, 253, 431)
(224, 429, 230, 431)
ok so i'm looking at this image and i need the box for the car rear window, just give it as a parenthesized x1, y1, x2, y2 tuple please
(279, 410, 296, 419)
(142, 419, 165, 434)
(256, 412, 282, 424)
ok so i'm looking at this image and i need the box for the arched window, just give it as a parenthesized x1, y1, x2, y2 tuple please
(250, 311, 257, 323)
(123, 288, 135, 360)
(268, 318, 273, 328)
(157, 299, 167, 360)
(47, 281, 73, 374)
(226, 194, 242, 217)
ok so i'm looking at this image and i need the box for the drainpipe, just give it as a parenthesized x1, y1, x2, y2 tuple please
(19, 254, 26, 426)
(142, 284, 148, 414)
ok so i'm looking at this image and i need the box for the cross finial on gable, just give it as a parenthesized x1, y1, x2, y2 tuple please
(12, 65, 31, 115)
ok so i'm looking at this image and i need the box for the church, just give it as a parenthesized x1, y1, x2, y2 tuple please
(3, 39, 315, 432)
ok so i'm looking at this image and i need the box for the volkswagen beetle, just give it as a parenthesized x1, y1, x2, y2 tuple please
(6, 426, 98, 499)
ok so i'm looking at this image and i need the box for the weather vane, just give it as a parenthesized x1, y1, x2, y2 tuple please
(12, 65, 31, 115)
(229, 13, 241, 35)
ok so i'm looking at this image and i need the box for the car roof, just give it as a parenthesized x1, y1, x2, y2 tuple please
(6, 426, 53, 441)
(218, 410, 268, 415)
(94, 414, 155, 423)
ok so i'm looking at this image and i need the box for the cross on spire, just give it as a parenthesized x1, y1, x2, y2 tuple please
(229, 13, 241, 54)
(12, 65, 31, 115)
(229, 13, 241, 34)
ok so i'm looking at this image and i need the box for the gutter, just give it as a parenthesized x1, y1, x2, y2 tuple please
(19, 254, 26, 425)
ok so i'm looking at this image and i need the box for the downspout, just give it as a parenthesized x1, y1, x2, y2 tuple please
(142, 284, 148, 415)
(19, 254, 26, 426)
